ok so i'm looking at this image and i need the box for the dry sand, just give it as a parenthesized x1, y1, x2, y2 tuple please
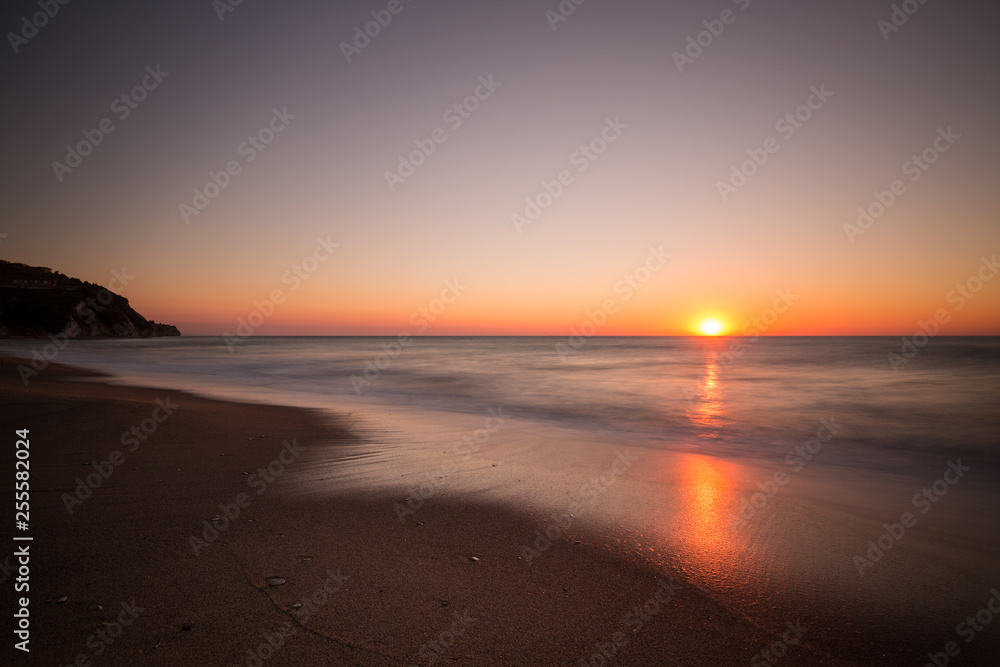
(1, 356, 861, 665)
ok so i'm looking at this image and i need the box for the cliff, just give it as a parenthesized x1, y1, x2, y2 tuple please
(0, 260, 180, 338)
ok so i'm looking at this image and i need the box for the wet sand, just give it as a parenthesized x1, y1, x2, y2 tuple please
(1, 355, 991, 665)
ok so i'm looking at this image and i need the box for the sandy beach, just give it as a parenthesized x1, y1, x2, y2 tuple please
(0, 355, 870, 666)
(5, 0, 999, 662)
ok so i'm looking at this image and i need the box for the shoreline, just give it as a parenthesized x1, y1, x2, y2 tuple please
(1, 355, 978, 665)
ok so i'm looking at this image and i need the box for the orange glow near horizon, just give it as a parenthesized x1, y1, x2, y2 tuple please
(128, 279, 1000, 337)
(5, 0, 999, 341)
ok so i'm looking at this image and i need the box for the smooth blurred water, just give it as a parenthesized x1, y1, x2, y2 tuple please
(5, 335, 1000, 659)
(3, 336, 999, 478)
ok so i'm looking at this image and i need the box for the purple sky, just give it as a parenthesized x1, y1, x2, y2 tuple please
(2, 0, 998, 334)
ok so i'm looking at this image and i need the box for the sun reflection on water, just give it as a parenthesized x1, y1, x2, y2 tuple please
(674, 344, 748, 584)
(686, 342, 733, 440)
(674, 453, 744, 586)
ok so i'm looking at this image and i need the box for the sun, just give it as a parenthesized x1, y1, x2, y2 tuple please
(698, 318, 725, 336)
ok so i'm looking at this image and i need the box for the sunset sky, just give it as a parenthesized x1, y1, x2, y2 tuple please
(2, 0, 998, 335)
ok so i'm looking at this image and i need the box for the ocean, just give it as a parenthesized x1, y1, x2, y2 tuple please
(5, 335, 999, 469)
(4, 335, 1000, 658)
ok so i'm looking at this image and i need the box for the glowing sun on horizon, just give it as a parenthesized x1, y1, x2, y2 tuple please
(698, 318, 725, 336)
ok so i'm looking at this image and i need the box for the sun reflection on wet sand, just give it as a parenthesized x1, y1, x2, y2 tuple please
(674, 344, 750, 585)
(674, 453, 746, 586)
